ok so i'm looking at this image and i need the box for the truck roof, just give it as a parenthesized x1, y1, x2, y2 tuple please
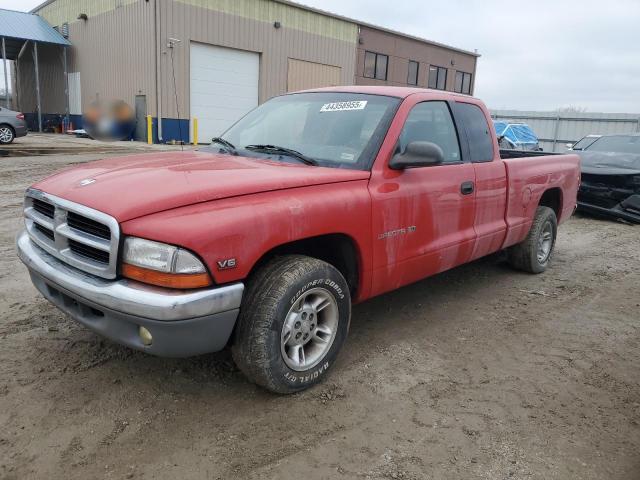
(298, 85, 476, 100)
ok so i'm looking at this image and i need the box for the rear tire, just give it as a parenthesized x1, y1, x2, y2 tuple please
(0, 125, 15, 144)
(508, 206, 557, 273)
(232, 255, 351, 394)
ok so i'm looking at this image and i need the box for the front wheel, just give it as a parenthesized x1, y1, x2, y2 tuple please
(508, 206, 558, 273)
(232, 255, 351, 394)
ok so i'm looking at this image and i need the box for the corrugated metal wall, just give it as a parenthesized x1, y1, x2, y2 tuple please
(176, 0, 357, 42)
(25, 0, 357, 123)
(36, 0, 138, 28)
(16, 42, 67, 115)
(491, 110, 640, 152)
(19, 0, 156, 117)
(287, 59, 341, 92)
(160, 0, 357, 118)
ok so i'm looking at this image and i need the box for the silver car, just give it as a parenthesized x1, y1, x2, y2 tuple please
(0, 107, 28, 144)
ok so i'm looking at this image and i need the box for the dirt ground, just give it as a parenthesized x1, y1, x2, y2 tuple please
(1, 146, 638, 480)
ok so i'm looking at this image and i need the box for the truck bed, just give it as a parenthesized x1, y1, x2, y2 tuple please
(501, 152, 581, 248)
(500, 149, 561, 159)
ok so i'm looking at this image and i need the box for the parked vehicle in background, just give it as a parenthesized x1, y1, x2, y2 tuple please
(494, 121, 542, 151)
(576, 134, 640, 224)
(567, 134, 601, 151)
(0, 107, 28, 144)
(17, 87, 580, 393)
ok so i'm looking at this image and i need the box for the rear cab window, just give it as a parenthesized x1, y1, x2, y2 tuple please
(454, 102, 495, 162)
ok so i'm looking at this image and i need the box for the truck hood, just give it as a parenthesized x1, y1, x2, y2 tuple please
(33, 151, 370, 221)
(579, 151, 640, 175)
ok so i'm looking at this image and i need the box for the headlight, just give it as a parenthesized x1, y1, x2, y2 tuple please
(122, 237, 212, 289)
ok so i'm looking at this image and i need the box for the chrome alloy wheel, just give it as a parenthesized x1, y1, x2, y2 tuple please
(280, 287, 339, 371)
(0, 126, 13, 143)
(537, 221, 554, 263)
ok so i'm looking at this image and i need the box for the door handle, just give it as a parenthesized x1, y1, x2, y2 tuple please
(460, 181, 474, 195)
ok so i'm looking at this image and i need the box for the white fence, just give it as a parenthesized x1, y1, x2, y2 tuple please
(490, 110, 640, 152)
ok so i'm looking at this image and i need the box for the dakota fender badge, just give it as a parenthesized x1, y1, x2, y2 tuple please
(78, 178, 96, 187)
(378, 226, 416, 240)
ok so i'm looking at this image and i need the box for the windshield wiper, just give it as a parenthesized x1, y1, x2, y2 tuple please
(244, 144, 317, 166)
(211, 137, 237, 155)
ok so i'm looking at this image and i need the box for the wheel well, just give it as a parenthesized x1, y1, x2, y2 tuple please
(249, 234, 360, 296)
(0, 123, 15, 133)
(539, 188, 562, 218)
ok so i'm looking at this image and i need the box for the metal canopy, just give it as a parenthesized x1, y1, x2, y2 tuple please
(0, 8, 70, 59)
(0, 8, 71, 130)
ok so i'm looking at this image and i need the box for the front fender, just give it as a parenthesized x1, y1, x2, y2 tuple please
(121, 181, 373, 296)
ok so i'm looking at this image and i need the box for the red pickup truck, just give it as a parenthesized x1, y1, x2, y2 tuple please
(17, 87, 580, 393)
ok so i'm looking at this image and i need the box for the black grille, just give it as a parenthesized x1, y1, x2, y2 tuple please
(67, 211, 111, 240)
(35, 223, 55, 241)
(69, 239, 110, 264)
(33, 199, 55, 218)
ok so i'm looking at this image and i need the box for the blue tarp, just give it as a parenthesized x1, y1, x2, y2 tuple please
(493, 121, 539, 149)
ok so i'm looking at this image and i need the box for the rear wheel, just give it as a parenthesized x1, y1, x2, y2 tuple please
(0, 125, 15, 144)
(232, 255, 351, 394)
(508, 206, 558, 273)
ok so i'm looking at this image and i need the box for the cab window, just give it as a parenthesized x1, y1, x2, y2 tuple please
(398, 101, 461, 164)
(454, 102, 494, 162)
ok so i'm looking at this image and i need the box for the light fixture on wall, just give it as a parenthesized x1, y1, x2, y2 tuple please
(77, 13, 88, 21)
(274, 21, 281, 29)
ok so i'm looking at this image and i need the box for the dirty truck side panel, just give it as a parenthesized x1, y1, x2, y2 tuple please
(366, 92, 478, 297)
(457, 98, 509, 262)
(469, 160, 508, 261)
(121, 181, 375, 302)
(501, 154, 580, 249)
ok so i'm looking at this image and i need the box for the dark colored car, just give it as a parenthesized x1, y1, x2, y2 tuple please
(577, 134, 640, 223)
(0, 107, 28, 144)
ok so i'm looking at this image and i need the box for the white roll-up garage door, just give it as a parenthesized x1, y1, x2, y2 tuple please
(190, 43, 259, 143)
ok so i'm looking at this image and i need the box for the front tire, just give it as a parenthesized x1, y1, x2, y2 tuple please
(232, 255, 351, 394)
(0, 125, 15, 144)
(508, 206, 558, 273)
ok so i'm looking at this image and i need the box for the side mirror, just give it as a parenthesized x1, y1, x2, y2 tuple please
(389, 141, 445, 170)
(565, 143, 575, 150)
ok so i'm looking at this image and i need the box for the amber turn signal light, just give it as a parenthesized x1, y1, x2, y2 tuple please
(122, 263, 212, 289)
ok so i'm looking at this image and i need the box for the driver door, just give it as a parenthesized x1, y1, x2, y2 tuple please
(368, 98, 477, 296)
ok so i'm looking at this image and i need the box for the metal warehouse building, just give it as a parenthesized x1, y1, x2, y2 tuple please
(16, 0, 479, 143)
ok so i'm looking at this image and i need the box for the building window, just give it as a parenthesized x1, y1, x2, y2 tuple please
(407, 60, 419, 86)
(364, 51, 388, 80)
(454, 71, 472, 94)
(428, 65, 447, 90)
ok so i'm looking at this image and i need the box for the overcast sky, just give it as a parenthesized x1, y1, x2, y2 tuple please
(2, 0, 639, 113)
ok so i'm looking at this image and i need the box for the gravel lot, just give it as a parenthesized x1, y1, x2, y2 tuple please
(1, 147, 638, 480)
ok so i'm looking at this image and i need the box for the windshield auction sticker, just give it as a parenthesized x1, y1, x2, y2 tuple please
(320, 101, 368, 112)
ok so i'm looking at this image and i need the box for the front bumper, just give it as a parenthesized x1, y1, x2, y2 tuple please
(17, 230, 244, 357)
(578, 185, 640, 224)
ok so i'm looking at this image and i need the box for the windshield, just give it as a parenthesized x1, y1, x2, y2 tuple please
(572, 136, 600, 150)
(204, 92, 400, 170)
(585, 135, 640, 154)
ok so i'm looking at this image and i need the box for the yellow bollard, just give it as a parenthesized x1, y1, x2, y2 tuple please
(146, 115, 153, 145)
(192, 117, 198, 145)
